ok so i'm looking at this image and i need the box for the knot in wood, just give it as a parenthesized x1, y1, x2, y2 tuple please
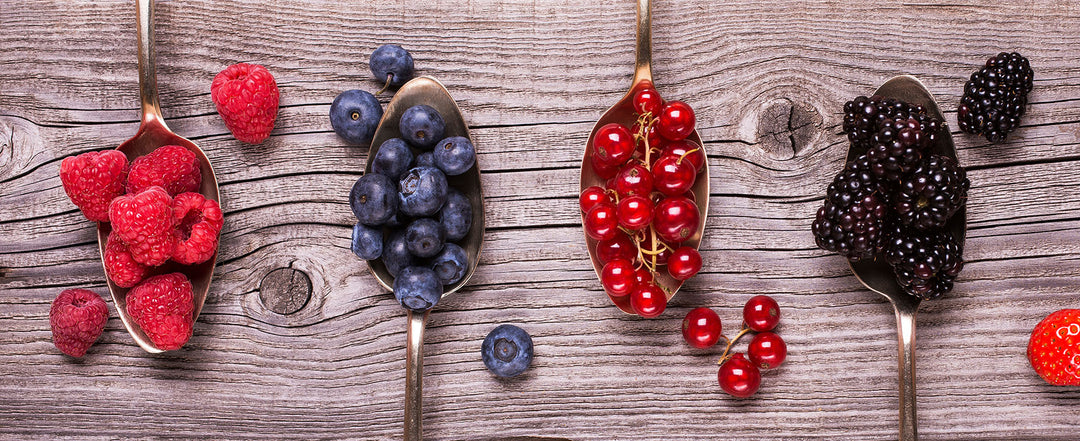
(755, 98, 821, 160)
(258, 268, 312, 315)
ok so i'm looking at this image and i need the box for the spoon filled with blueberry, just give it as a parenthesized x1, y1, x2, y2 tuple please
(344, 76, 483, 441)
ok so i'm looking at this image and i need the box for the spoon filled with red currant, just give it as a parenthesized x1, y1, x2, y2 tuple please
(579, 0, 709, 318)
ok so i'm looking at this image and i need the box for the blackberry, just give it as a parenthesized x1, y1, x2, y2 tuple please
(957, 52, 1034, 142)
(812, 155, 890, 261)
(884, 227, 964, 300)
(865, 117, 930, 184)
(895, 154, 969, 230)
(843, 95, 943, 152)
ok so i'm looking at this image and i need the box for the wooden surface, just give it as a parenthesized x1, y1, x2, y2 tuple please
(2, 0, 1079, 439)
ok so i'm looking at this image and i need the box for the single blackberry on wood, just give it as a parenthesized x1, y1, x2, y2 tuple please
(812, 155, 890, 261)
(957, 52, 1034, 142)
(895, 154, 969, 231)
(865, 117, 930, 184)
(885, 227, 964, 300)
(843, 95, 943, 152)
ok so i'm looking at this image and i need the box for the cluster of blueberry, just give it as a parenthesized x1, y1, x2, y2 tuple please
(349, 103, 476, 312)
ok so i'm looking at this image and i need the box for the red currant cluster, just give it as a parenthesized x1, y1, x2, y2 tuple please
(581, 87, 705, 318)
(681, 295, 788, 398)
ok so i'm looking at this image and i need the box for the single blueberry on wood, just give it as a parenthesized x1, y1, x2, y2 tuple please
(370, 44, 415, 89)
(330, 90, 383, 144)
(481, 324, 533, 378)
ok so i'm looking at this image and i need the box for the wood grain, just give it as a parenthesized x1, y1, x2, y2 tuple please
(3, 0, 1080, 439)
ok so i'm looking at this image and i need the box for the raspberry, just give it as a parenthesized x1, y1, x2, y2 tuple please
(109, 186, 175, 267)
(59, 149, 128, 222)
(103, 232, 149, 288)
(126, 273, 195, 351)
(171, 192, 224, 265)
(126, 145, 202, 196)
(211, 63, 279, 144)
(50, 289, 109, 357)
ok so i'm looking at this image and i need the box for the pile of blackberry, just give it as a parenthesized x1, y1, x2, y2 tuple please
(958, 52, 1034, 142)
(813, 95, 969, 299)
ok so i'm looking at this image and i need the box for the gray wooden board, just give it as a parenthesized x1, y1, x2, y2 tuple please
(2, 0, 1080, 439)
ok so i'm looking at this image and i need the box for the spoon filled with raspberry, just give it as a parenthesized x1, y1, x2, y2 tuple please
(97, 0, 221, 354)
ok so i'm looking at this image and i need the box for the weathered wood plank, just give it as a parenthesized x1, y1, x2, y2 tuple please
(3, 0, 1080, 439)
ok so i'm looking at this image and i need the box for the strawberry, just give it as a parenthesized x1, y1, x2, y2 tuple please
(210, 63, 279, 144)
(1027, 309, 1080, 386)
(59, 149, 128, 222)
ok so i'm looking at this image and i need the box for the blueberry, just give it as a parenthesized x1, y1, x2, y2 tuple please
(430, 243, 468, 285)
(433, 136, 476, 176)
(351, 223, 382, 260)
(481, 324, 533, 378)
(393, 266, 443, 311)
(350, 173, 398, 226)
(398, 166, 448, 217)
(382, 230, 415, 278)
(399, 105, 445, 149)
(330, 90, 383, 144)
(370, 44, 415, 89)
(405, 218, 445, 258)
(372, 138, 414, 180)
(415, 151, 435, 168)
(439, 189, 472, 242)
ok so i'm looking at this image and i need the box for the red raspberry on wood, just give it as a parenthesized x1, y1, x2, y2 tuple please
(59, 149, 128, 222)
(210, 63, 279, 144)
(50, 289, 109, 357)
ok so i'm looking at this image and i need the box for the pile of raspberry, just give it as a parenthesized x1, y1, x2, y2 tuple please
(55, 145, 223, 353)
(811, 96, 969, 300)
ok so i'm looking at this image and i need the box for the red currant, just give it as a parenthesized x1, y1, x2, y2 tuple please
(652, 196, 700, 243)
(668, 247, 702, 281)
(633, 267, 653, 286)
(579, 186, 610, 213)
(632, 88, 663, 116)
(743, 295, 780, 332)
(747, 332, 787, 370)
(657, 101, 696, 141)
(662, 140, 705, 173)
(591, 158, 619, 180)
(583, 202, 618, 241)
(592, 123, 635, 168)
(616, 195, 654, 230)
(601, 258, 637, 297)
(612, 163, 654, 197)
(652, 155, 697, 196)
(630, 282, 667, 318)
(631, 120, 664, 157)
(596, 234, 636, 265)
(637, 234, 674, 266)
(718, 353, 761, 398)
(682, 307, 722, 349)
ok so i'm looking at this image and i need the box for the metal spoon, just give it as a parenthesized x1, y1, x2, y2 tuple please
(847, 75, 966, 441)
(97, 0, 220, 353)
(579, 0, 709, 313)
(363, 76, 485, 441)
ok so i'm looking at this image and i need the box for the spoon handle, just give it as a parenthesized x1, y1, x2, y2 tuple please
(632, 0, 653, 85)
(135, 0, 165, 123)
(893, 298, 919, 441)
(404, 309, 429, 441)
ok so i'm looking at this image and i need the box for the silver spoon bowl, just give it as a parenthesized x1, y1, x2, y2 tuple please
(847, 75, 966, 441)
(98, 0, 220, 354)
(363, 76, 485, 441)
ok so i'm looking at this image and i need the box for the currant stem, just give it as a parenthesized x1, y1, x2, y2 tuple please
(677, 147, 701, 166)
(717, 327, 752, 365)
